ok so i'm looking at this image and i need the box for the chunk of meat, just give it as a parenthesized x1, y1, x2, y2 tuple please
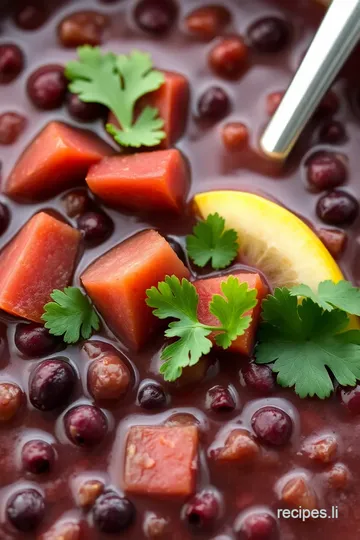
(302, 435, 338, 464)
(6, 121, 113, 200)
(194, 272, 268, 357)
(38, 520, 83, 540)
(327, 463, 351, 490)
(86, 149, 189, 214)
(280, 476, 318, 510)
(124, 425, 198, 497)
(317, 227, 347, 259)
(0, 212, 80, 322)
(0, 383, 23, 422)
(211, 429, 260, 463)
(81, 230, 190, 349)
(143, 512, 170, 538)
(108, 70, 189, 148)
(77, 479, 104, 508)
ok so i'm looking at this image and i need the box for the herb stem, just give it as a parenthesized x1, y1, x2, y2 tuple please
(200, 323, 227, 333)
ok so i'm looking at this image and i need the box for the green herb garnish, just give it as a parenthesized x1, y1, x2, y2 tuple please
(146, 275, 257, 381)
(290, 280, 360, 315)
(42, 287, 100, 344)
(65, 46, 165, 148)
(255, 282, 360, 399)
(186, 213, 239, 269)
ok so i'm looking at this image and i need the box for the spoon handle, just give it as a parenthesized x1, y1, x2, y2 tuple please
(260, 0, 360, 160)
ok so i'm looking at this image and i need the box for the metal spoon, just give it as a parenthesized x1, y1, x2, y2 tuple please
(260, 0, 360, 161)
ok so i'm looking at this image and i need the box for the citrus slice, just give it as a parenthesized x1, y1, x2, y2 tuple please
(193, 191, 343, 289)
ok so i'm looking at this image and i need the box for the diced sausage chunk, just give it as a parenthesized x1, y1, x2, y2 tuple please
(77, 479, 104, 508)
(194, 272, 268, 356)
(0, 212, 80, 322)
(86, 149, 189, 214)
(124, 425, 198, 497)
(280, 475, 318, 510)
(6, 121, 113, 200)
(108, 70, 189, 148)
(151, 71, 189, 147)
(302, 435, 338, 464)
(317, 227, 347, 259)
(81, 230, 189, 349)
(211, 429, 260, 463)
(327, 462, 351, 490)
(0, 383, 23, 421)
(39, 520, 83, 540)
(143, 512, 170, 538)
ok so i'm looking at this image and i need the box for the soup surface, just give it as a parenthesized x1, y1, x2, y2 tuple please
(1, 0, 360, 539)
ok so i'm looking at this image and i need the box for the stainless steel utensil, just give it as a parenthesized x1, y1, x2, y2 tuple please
(260, 0, 360, 161)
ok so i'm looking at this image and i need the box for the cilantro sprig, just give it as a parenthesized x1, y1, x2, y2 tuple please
(65, 46, 165, 148)
(186, 213, 239, 269)
(290, 280, 360, 315)
(42, 287, 100, 344)
(146, 275, 257, 381)
(255, 281, 360, 399)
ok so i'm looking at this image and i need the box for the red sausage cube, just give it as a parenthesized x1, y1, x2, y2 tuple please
(212, 429, 260, 463)
(194, 272, 268, 357)
(81, 230, 190, 349)
(108, 70, 189, 148)
(124, 425, 198, 497)
(6, 121, 114, 200)
(86, 149, 189, 214)
(0, 212, 81, 322)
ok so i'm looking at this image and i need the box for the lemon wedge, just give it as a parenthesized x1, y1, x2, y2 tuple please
(194, 190, 343, 289)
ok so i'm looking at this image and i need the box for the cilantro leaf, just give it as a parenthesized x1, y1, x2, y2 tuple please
(65, 46, 165, 148)
(186, 213, 239, 269)
(146, 275, 200, 322)
(161, 323, 213, 382)
(65, 46, 117, 105)
(256, 288, 360, 399)
(291, 280, 360, 315)
(210, 276, 257, 348)
(114, 50, 164, 118)
(146, 276, 213, 381)
(146, 275, 256, 381)
(107, 106, 164, 148)
(258, 287, 303, 338)
(42, 287, 100, 344)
